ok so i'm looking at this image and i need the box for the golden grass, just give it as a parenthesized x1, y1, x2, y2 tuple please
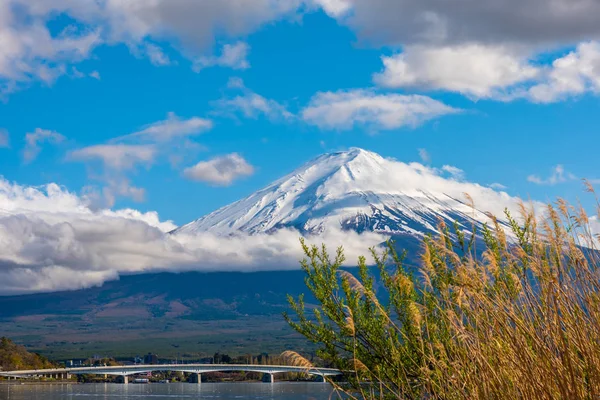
(286, 189, 600, 399)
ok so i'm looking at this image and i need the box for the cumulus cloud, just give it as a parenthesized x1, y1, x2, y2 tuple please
(527, 165, 577, 185)
(22, 128, 66, 163)
(0, 129, 9, 148)
(193, 42, 250, 72)
(526, 42, 600, 103)
(0, 1, 100, 93)
(374, 44, 540, 98)
(302, 89, 460, 131)
(373, 41, 600, 103)
(117, 112, 213, 143)
(0, 149, 559, 296)
(68, 144, 157, 207)
(212, 78, 294, 122)
(4, 0, 600, 106)
(184, 153, 255, 186)
(0, 177, 386, 295)
(0, 1, 301, 91)
(324, 0, 600, 47)
(68, 144, 156, 170)
(67, 113, 213, 205)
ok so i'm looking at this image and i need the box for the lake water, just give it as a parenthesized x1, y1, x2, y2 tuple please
(0, 382, 340, 399)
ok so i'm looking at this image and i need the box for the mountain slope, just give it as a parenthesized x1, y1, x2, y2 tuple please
(175, 148, 511, 237)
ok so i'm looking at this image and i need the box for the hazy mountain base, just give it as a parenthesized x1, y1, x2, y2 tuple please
(0, 271, 314, 361)
(0, 234, 422, 362)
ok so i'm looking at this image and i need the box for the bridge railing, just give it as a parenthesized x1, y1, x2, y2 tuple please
(0, 364, 343, 378)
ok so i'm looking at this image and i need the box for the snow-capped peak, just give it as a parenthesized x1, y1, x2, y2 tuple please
(174, 148, 517, 237)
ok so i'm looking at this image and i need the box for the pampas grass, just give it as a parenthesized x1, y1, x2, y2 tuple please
(286, 189, 600, 399)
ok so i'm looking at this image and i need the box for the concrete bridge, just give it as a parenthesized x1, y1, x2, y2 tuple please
(0, 364, 342, 384)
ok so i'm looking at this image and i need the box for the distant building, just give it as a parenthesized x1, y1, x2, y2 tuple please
(144, 353, 159, 364)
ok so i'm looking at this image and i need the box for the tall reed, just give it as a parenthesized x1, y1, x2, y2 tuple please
(285, 188, 600, 399)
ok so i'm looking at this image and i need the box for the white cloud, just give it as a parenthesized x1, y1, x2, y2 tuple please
(117, 112, 213, 143)
(213, 78, 294, 121)
(193, 42, 250, 72)
(97, 1, 300, 50)
(302, 89, 460, 131)
(0, 151, 558, 296)
(320, 0, 600, 48)
(373, 41, 600, 103)
(0, 176, 385, 295)
(68, 144, 156, 170)
(67, 113, 213, 206)
(23, 128, 66, 163)
(4, 0, 600, 105)
(0, 1, 101, 93)
(184, 153, 255, 186)
(0, 129, 9, 148)
(527, 42, 600, 103)
(527, 165, 577, 185)
(418, 148, 430, 164)
(0, 1, 302, 92)
(89, 70, 101, 80)
(374, 44, 540, 98)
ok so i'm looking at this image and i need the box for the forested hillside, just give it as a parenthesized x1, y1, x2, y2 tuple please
(0, 337, 55, 371)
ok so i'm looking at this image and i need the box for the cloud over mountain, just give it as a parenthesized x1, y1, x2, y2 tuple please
(0, 148, 544, 295)
(0, 171, 385, 295)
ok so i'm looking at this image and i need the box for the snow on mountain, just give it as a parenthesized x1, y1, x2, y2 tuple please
(174, 148, 516, 237)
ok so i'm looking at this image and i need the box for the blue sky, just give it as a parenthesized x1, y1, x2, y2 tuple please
(2, 0, 600, 294)
(1, 1, 599, 226)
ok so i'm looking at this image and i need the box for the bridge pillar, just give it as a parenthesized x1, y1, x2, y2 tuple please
(262, 373, 274, 383)
(66, 374, 72, 380)
(315, 375, 326, 383)
(189, 373, 201, 384)
(117, 376, 129, 384)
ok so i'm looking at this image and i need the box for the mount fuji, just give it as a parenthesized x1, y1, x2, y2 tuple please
(0, 148, 520, 359)
(174, 148, 513, 238)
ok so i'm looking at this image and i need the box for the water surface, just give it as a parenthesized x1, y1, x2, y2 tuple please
(0, 382, 338, 399)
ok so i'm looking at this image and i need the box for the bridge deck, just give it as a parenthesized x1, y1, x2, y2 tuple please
(0, 364, 342, 378)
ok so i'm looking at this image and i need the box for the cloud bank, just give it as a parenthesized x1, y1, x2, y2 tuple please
(0, 177, 387, 295)
(0, 148, 551, 296)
